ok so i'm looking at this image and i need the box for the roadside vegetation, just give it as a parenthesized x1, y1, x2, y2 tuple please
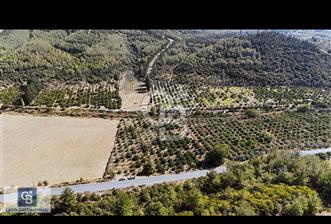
(51, 152, 331, 216)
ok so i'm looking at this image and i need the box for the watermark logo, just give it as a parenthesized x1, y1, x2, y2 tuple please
(17, 187, 37, 207)
(157, 105, 188, 141)
(1, 186, 51, 213)
(141, 89, 189, 142)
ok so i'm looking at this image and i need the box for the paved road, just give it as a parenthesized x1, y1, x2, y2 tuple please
(1, 147, 331, 202)
(299, 147, 331, 156)
(0, 165, 226, 203)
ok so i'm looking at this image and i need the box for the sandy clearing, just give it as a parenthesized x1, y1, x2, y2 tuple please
(1, 114, 119, 187)
(119, 72, 149, 111)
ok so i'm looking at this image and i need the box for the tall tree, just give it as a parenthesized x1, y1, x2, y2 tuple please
(57, 187, 78, 214)
(145, 76, 151, 91)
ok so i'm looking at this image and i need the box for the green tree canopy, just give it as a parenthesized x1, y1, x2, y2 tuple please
(113, 191, 134, 216)
(245, 109, 260, 118)
(57, 187, 78, 214)
(141, 162, 156, 176)
(204, 144, 229, 168)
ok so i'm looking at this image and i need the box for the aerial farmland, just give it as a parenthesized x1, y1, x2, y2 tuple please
(1, 114, 119, 186)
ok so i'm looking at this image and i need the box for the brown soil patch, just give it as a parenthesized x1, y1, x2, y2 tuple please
(1, 114, 119, 187)
(119, 72, 149, 111)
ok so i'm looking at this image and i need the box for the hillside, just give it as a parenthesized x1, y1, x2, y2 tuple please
(2, 30, 330, 88)
(0, 30, 167, 86)
(152, 32, 331, 88)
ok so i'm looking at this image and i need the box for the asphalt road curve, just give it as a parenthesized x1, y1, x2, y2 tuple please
(1, 147, 331, 202)
(0, 165, 226, 203)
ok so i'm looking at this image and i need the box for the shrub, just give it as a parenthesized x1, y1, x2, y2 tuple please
(43, 180, 49, 186)
(204, 144, 229, 168)
(245, 109, 260, 118)
(296, 104, 310, 113)
(141, 162, 156, 176)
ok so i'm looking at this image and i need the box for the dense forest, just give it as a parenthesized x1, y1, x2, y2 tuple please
(2, 30, 330, 88)
(0, 30, 168, 86)
(152, 32, 331, 87)
(49, 152, 331, 216)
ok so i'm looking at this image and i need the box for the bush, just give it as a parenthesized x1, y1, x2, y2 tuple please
(21, 77, 43, 105)
(316, 152, 331, 160)
(296, 104, 310, 113)
(105, 170, 116, 180)
(245, 109, 260, 118)
(141, 162, 156, 176)
(43, 180, 49, 186)
(204, 144, 229, 168)
(156, 164, 166, 174)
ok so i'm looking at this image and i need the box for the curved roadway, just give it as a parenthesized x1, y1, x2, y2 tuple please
(1, 148, 331, 202)
(0, 166, 226, 203)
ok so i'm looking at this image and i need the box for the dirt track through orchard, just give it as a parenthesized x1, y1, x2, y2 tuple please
(119, 72, 148, 111)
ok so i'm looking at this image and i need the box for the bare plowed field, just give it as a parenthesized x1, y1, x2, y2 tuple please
(1, 114, 119, 187)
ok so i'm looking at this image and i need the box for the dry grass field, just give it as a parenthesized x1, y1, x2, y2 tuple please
(119, 72, 149, 111)
(1, 114, 119, 187)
